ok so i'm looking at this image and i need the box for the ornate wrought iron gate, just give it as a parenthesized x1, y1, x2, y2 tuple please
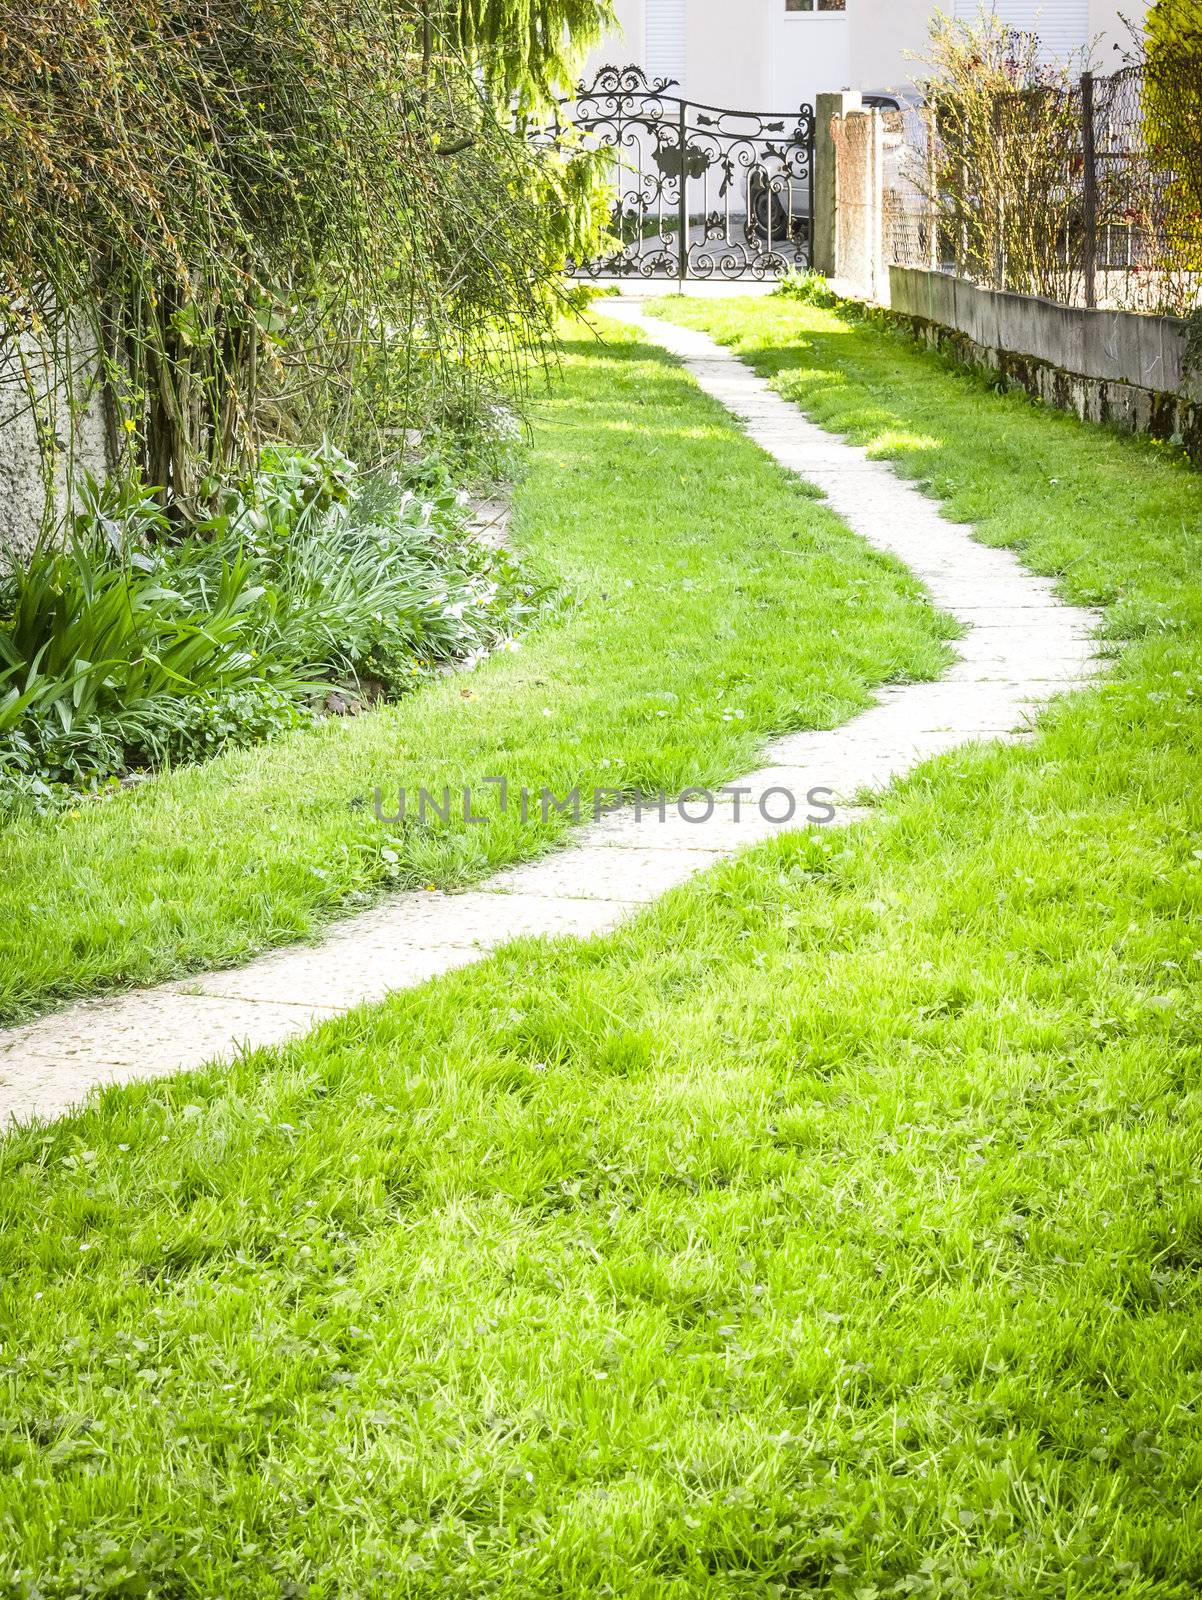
(552, 66, 816, 281)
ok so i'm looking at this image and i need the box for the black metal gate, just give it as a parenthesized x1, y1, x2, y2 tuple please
(550, 66, 815, 281)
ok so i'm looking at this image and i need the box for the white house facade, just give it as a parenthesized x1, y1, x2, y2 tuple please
(583, 0, 1146, 112)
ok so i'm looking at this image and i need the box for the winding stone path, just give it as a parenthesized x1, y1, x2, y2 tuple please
(0, 302, 1102, 1125)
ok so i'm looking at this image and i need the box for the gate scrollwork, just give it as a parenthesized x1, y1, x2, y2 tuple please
(546, 65, 815, 281)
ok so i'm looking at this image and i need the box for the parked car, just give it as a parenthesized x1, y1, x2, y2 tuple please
(749, 91, 923, 243)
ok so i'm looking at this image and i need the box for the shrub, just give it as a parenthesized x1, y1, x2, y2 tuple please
(0, 519, 290, 784)
(0, 0, 613, 523)
(1142, 0, 1202, 284)
(917, 13, 1083, 301)
(203, 445, 552, 695)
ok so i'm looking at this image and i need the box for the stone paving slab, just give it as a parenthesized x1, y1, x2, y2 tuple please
(0, 992, 342, 1123)
(487, 844, 725, 903)
(951, 605, 1099, 630)
(587, 805, 855, 852)
(945, 665, 1098, 687)
(190, 944, 485, 1013)
(0, 301, 1105, 1127)
(184, 891, 635, 1010)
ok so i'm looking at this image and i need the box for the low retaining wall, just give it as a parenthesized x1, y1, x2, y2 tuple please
(888, 267, 1202, 462)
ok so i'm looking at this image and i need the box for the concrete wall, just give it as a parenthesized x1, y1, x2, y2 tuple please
(582, 0, 769, 106)
(889, 265, 1202, 459)
(828, 106, 891, 300)
(690, 1, 769, 108)
(770, 6, 849, 111)
(0, 329, 111, 562)
(587, 0, 849, 113)
(814, 91, 863, 276)
(583, 0, 643, 87)
(597, 0, 644, 62)
(848, 0, 1146, 90)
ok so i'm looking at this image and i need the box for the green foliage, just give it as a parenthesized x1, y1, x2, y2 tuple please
(0, 319, 954, 1014)
(1146, 0, 1202, 56)
(1184, 308, 1202, 381)
(5, 302, 1202, 1600)
(917, 12, 1083, 300)
(0, 0, 612, 523)
(0, 516, 283, 783)
(442, 0, 616, 107)
(227, 450, 551, 698)
(773, 269, 841, 307)
(1142, 0, 1202, 279)
(0, 448, 549, 810)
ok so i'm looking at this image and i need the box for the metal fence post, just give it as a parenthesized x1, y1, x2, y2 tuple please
(924, 107, 939, 270)
(1081, 71, 1098, 310)
(992, 96, 1005, 290)
(808, 120, 816, 270)
(678, 97, 688, 284)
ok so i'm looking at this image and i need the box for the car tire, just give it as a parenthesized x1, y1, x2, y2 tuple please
(750, 176, 789, 244)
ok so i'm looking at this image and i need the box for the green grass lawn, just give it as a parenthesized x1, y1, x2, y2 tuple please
(3, 297, 1202, 1597)
(0, 318, 952, 1024)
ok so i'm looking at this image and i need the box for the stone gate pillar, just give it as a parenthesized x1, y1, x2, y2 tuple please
(813, 91, 862, 279)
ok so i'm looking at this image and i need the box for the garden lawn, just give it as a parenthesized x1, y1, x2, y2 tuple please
(0, 319, 951, 1024)
(2, 298, 1202, 1596)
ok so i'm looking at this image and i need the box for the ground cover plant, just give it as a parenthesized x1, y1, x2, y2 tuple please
(2, 298, 1202, 1595)
(0, 444, 542, 813)
(0, 318, 952, 1021)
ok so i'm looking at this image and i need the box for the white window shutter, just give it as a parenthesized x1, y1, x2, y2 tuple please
(953, 0, 1090, 64)
(645, 0, 687, 90)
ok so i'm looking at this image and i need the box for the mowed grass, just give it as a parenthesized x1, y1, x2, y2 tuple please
(3, 300, 1202, 1596)
(0, 320, 952, 1023)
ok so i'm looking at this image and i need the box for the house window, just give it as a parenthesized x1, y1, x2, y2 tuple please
(785, 0, 847, 11)
(951, 0, 1088, 62)
(645, 0, 686, 89)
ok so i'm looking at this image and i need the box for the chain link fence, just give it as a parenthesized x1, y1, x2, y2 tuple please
(881, 107, 938, 278)
(885, 65, 1202, 318)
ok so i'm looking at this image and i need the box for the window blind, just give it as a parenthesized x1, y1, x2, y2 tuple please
(645, 0, 687, 90)
(953, 0, 1089, 63)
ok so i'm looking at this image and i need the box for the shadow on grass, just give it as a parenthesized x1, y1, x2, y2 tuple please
(555, 334, 692, 370)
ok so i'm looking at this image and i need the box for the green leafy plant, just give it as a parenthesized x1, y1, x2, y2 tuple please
(1142, 1, 1202, 304)
(773, 269, 841, 307)
(0, 525, 287, 785)
(1182, 307, 1202, 383)
(0, 448, 551, 810)
(916, 12, 1084, 300)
